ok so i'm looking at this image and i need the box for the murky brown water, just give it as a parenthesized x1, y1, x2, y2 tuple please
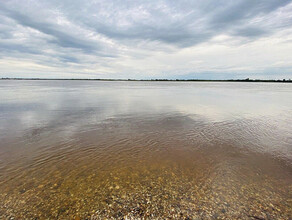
(0, 81, 291, 219)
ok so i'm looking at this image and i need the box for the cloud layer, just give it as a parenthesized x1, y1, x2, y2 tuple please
(1, 0, 292, 79)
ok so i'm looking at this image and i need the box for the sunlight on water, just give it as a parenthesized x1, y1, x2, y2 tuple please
(0, 81, 291, 219)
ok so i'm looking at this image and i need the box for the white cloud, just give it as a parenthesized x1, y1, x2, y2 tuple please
(0, 0, 292, 79)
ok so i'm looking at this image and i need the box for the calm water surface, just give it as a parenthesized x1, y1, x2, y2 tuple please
(0, 81, 291, 219)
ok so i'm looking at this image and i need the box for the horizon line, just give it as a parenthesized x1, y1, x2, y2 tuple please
(1, 77, 292, 83)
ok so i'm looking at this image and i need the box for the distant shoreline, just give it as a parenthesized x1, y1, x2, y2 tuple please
(1, 78, 292, 83)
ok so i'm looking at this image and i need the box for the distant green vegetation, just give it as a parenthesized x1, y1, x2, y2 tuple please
(1, 77, 292, 83)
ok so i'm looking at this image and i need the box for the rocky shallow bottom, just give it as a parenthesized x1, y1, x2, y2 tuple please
(1, 152, 291, 220)
(0, 116, 292, 219)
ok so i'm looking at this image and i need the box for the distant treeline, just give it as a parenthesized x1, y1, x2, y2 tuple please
(1, 78, 292, 83)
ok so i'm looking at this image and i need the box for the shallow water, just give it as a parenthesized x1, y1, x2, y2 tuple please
(0, 80, 291, 219)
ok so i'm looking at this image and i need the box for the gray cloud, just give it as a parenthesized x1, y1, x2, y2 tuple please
(0, 5, 100, 52)
(74, 0, 291, 46)
(0, 0, 292, 79)
(232, 26, 268, 38)
(210, 0, 289, 25)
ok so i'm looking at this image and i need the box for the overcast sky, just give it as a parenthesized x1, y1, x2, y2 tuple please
(1, 0, 292, 79)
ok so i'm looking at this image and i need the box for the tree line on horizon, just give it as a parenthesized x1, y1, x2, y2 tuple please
(1, 77, 292, 82)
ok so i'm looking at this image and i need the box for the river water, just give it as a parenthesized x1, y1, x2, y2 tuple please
(0, 80, 291, 219)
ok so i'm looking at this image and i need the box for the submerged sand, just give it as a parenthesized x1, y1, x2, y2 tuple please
(0, 115, 291, 219)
